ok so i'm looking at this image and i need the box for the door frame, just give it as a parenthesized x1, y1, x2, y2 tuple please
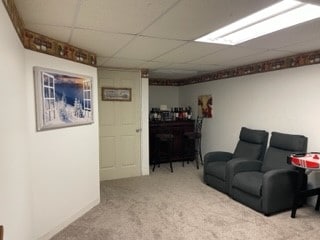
(141, 77, 149, 176)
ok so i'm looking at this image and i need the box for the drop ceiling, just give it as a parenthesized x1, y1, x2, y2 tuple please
(14, 0, 320, 80)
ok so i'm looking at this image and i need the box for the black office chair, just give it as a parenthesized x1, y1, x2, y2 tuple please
(183, 116, 203, 169)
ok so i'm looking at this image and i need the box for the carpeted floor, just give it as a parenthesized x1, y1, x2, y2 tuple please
(51, 163, 319, 240)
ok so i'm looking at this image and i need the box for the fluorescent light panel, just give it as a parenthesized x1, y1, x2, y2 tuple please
(195, 0, 320, 45)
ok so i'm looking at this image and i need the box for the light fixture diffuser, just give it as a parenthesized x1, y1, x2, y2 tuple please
(195, 0, 320, 45)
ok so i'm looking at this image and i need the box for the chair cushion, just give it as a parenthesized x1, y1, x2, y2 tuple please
(232, 171, 264, 197)
(239, 127, 268, 144)
(233, 127, 268, 160)
(269, 132, 307, 152)
(261, 132, 308, 172)
(233, 141, 263, 160)
(205, 161, 227, 181)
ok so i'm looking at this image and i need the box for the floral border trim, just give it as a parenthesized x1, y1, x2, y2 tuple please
(141, 69, 149, 78)
(150, 50, 320, 86)
(2, 0, 24, 42)
(23, 30, 97, 66)
(2, 0, 97, 67)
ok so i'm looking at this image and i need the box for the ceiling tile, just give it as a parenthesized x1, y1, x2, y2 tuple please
(149, 68, 199, 79)
(277, 38, 320, 53)
(97, 57, 110, 66)
(102, 57, 148, 69)
(142, 0, 281, 40)
(168, 63, 224, 72)
(76, 0, 179, 34)
(140, 61, 171, 70)
(15, 0, 79, 26)
(190, 46, 265, 65)
(70, 29, 134, 56)
(114, 36, 185, 60)
(228, 50, 295, 66)
(153, 41, 227, 63)
(14, 0, 319, 80)
(239, 18, 320, 50)
(24, 24, 72, 43)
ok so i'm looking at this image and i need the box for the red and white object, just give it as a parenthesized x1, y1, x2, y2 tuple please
(289, 152, 320, 169)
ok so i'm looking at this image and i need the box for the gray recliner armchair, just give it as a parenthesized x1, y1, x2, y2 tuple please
(204, 127, 269, 194)
(229, 132, 308, 216)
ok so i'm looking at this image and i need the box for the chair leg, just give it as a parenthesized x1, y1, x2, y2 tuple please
(169, 140, 174, 172)
(195, 154, 199, 169)
(199, 138, 203, 165)
(152, 163, 156, 172)
(315, 194, 320, 211)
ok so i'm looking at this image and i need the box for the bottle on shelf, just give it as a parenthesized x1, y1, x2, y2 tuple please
(174, 107, 179, 120)
(178, 107, 182, 120)
(187, 106, 192, 120)
(171, 107, 175, 121)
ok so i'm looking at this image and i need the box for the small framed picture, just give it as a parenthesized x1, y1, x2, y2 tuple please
(198, 94, 213, 118)
(101, 87, 131, 101)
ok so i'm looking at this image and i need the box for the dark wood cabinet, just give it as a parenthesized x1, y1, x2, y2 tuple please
(149, 120, 195, 164)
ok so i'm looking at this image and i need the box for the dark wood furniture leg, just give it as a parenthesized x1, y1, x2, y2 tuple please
(291, 168, 305, 218)
(315, 194, 320, 211)
(291, 188, 320, 218)
(0, 225, 3, 240)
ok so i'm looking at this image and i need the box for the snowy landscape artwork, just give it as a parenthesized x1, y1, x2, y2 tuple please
(34, 67, 93, 131)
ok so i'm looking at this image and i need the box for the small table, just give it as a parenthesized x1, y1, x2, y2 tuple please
(287, 152, 320, 218)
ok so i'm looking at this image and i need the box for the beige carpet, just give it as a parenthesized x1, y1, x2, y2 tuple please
(51, 163, 319, 240)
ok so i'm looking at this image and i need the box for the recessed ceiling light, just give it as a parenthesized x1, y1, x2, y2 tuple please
(195, 0, 320, 45)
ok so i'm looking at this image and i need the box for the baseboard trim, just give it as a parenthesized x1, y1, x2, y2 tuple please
(36, 198, 100, 240)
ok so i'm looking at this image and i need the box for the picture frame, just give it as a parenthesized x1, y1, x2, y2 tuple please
(101, 87, 132, 101)
(198, 95, 213, 118)
(34, 67, 94, 131)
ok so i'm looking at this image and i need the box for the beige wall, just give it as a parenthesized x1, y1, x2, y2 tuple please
(179, 64, 320, 204)
(25, 50, 100, 240)
(0, 4, 32, 240)
(0, 6, 100, 239)
(149, 85, 179, 111)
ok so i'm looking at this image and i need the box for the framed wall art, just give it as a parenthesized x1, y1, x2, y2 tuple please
(34, 67, 94, 131)
(198, 95, 213, 118)
(101, 87, 131, 101)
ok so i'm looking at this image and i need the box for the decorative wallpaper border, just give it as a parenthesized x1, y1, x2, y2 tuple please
(2, 0, 24, 42)
(2, 0, 97, 67)
(141, 69, 149, 78)
(23, 30, 97, 66)
(150, 50, 320, 86)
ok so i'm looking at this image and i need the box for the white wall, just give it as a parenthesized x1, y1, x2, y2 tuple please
(0, 4, 32, 240)
(149, 85, 179, 110)
(180, 64, 320, 203)
(25, 50, 100, 239)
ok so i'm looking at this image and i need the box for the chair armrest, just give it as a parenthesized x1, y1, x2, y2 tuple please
(227, 159, 262, 195)
(204, 151, 233, 167)
(229, 159, 262, 175)
(262, 169, 300, 214)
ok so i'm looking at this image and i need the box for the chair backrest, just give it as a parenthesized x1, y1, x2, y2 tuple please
(195, 116, 203, 134)
(261, 132, 308, 173)
(233, 127, 269, 161)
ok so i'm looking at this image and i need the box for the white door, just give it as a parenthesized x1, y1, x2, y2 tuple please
(98, 69, 141, 180)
